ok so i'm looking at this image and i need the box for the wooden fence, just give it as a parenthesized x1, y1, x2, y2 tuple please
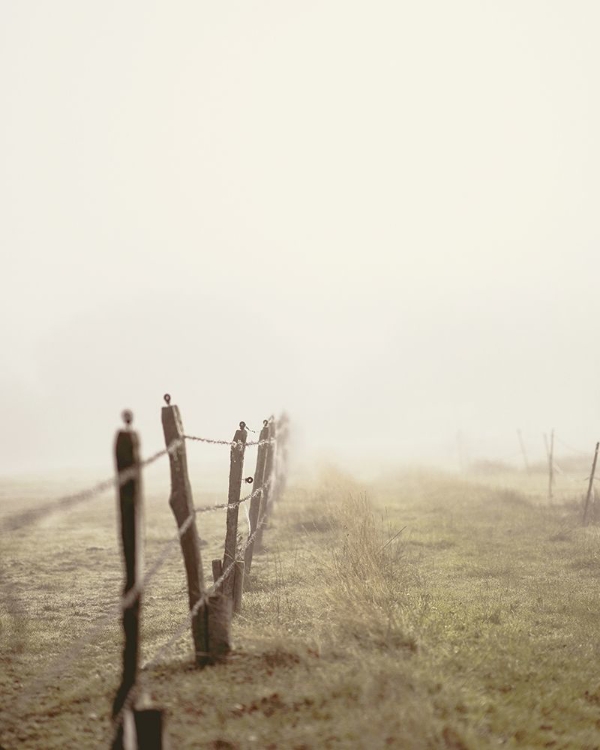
(110, 397, 290, 749)
(0, 396, 290, 750)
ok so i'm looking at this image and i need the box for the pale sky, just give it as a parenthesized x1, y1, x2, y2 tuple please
(1, 1, 599, 475)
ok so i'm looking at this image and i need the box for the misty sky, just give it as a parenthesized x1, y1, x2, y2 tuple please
(1, 1, 599, 475)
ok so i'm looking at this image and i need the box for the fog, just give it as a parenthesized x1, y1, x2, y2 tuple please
(1, 1, 599, 476)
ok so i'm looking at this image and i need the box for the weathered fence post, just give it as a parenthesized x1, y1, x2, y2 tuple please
(583, 442, 600, 525)
(517, 429, 529, 474)
(544, 431, 554, 501)
(162, 395, 231, 664)
(272, 412, 290, 507)
(221, 422, 247, 611)
(212, 559, 223, 583)
(134, 709, 167, 750)
(255, 417, 276, 552)
(244, 419, 269, 576)
(111, 411, 143, 750)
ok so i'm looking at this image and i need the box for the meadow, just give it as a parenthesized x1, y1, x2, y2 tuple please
(2, 459, 600, 749)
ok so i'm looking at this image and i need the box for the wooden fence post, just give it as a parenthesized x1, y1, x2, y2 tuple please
(272, 412, 290, 507)
(548, 430, 554, 501)
(517, 429, 529, 474)
(255, 417, 276, 552)
(583, 442, 600, 525)
(244, 420, 269, 576)
(222, 422, 247, 609)
(161, 394, 209, 666)
(133, 709, 167, 750)
(111, 411, 143, 750)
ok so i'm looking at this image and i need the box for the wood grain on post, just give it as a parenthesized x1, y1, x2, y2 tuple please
(205, 592, 232, 662)
(244, 420, 269, 575)
(212, 558, 223, 585)
(222, 422, 247, 600)
(255, 418, 276, 552)
(112, 411, 143, 750)
(233, 560, 245, 614)
(583, 442, 599, 525)
(161, 394, 208, 666)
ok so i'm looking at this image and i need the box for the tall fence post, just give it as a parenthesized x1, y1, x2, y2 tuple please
(255, 417, 276, 552)
(111, 411, 143, 750)
(244, 419, 269, 576)
(221, 422, 247, 610)
(161, 394, 208, 666)
(583, 442, 600, 525)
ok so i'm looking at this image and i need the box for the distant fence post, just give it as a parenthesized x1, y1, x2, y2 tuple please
(221, 422, 247, 611)
(583, 442, 600, 525)
(111, 410, 143, 750)
(272, 412, 290, 507)
(544, 431, 554, 501)
(255, 417, 276, 552)
(244, 419, 269, 576)
(517, 429, 529, 474)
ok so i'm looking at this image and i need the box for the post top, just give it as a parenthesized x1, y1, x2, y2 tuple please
(239, 421, 247, 430)
(164, 393, 171, 405)
(121, 409, 133, 427)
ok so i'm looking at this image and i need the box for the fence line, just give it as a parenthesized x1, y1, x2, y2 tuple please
(0, 438, 184, 534)
(554, 436, 593, 456)
(1, 405, 288, 750)
(0, 429, 271, 534)
(7, 483, 275, 719)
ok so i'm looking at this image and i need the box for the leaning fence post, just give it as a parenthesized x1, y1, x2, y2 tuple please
(222, 422, 247, 608)
(583, 442, 600, 525)
(161, 394, 208, 665)
(244, 419, 269, 575)
(111, 410, 143, 750)
(255, 417, 276, 552)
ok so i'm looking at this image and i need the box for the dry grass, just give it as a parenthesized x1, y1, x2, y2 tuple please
(2, 465, 600, 748)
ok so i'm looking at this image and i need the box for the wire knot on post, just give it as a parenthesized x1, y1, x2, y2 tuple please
(244, 477, 253, 484)
(163, 394, 171, 405)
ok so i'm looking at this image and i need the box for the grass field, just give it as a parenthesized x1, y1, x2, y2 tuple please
(2, 461, 600, 749)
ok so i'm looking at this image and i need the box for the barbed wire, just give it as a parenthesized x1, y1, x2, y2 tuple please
(194, 478, 270, 516)
(11, 474, 273, 719)
(554, 437, 595, 457)
(13, 501, 194, 713)
(1, 414, 285, 743)
(0, 423, 275, 535)
(0, 438, 183, 534)
(184, 433, 276, 448)
(551, 462, 600, 490)
(110, 496, 273, 740)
